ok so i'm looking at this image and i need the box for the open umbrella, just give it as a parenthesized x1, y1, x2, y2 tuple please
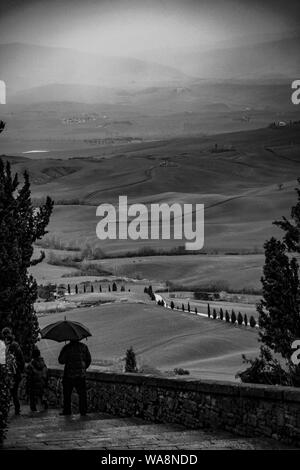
(40, 318, 92, 342)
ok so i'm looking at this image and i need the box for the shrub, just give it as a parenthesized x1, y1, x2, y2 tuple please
(170, 301, 175, 309)
(112, 282, 117, 292)
(195, 307, 197, 314)
(182, 304, 185, 312)
(207, 303, 211, 318)
(237, 312, 243, 325)
(125, 347, 138, 373)
(231, 310, 237, 324)
(225, 310, 230, 322)
(213, 308, 217, 319)
(121, 285, 125, 292)
(91, 284, 94, 293)
(174, 368, 190, 376)
(187, 302, 190, 312)
(237, 346, 292, 386)
(81, 244, 105, 260)
(244, 314, 248, 326)
(250, 316, 256, 328)
(38, 283, 56, 301)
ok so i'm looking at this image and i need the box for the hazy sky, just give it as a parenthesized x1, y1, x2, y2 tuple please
(0, 0, 299, 56)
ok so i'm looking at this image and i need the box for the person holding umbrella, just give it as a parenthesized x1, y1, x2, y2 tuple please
(40, 318, 92, 416)
(58, 339, 91, 416)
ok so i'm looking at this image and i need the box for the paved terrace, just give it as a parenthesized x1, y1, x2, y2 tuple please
(3, 407, 294, 450)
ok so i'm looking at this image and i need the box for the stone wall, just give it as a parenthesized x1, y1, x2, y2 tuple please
(31, 368, 300, 446)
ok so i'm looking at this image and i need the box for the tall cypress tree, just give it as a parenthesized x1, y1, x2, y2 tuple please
(239, 180, 300, 385)
(257, 237, 300, 360)
(0, 161, 53, 359)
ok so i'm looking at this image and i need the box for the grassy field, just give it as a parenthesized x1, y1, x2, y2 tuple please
(37, 301, 259, 382)
(99, 254, 264, 290)
(22, 126, 300, 291)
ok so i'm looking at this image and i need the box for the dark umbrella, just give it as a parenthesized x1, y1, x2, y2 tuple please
(40, 318, 92, 342)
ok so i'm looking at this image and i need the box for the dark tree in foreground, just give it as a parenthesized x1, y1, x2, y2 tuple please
(225, 310, 230, 323)
(170, 301, 174, 310)
(0, 161, 53, 359)
(231, 310, 236, 324)
(212, 308, 217, 319)
(244, 314, 248, 327)
(125, 346, 138, 373)
(195, 307, 197, 315)
(182, 303, 185, 312)
(238, 180, 300, 386)
(207, 303, 211, 318)
(250, 316, 256, 328)
(257, 238, 300, 359)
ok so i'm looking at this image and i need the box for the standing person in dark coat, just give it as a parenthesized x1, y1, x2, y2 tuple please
(26, 347, 48, 412)
(2, 328, 25, 415)
(58, 339, 91, 416)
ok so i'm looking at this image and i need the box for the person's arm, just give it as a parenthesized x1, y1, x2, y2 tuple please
(18, 346, 25, 372)
(58, 346, 67, 365)
(12, 343, 25, 372)
(44, 366, 49, 386)
(85, 346, 92, 369)
(26, 364, 33, 392)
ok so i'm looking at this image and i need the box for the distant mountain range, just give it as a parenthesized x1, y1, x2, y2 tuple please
(0, 35, 299, 105)
(137, 34, 300, 78)
(0, 43, 187, 97)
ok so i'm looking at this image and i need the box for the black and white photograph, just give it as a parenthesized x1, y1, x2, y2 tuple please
(0, 0, 300, 456)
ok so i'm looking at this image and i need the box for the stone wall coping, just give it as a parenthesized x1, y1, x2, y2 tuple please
(48, 368, 300, 403)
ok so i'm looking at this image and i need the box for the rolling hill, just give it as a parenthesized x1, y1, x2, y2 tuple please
(38, 302, 259, 381)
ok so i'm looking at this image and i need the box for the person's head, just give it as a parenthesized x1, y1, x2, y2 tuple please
(1, 327, 12, 340)
(32, 347, 41, 359)
(4, 333, 14, 346)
